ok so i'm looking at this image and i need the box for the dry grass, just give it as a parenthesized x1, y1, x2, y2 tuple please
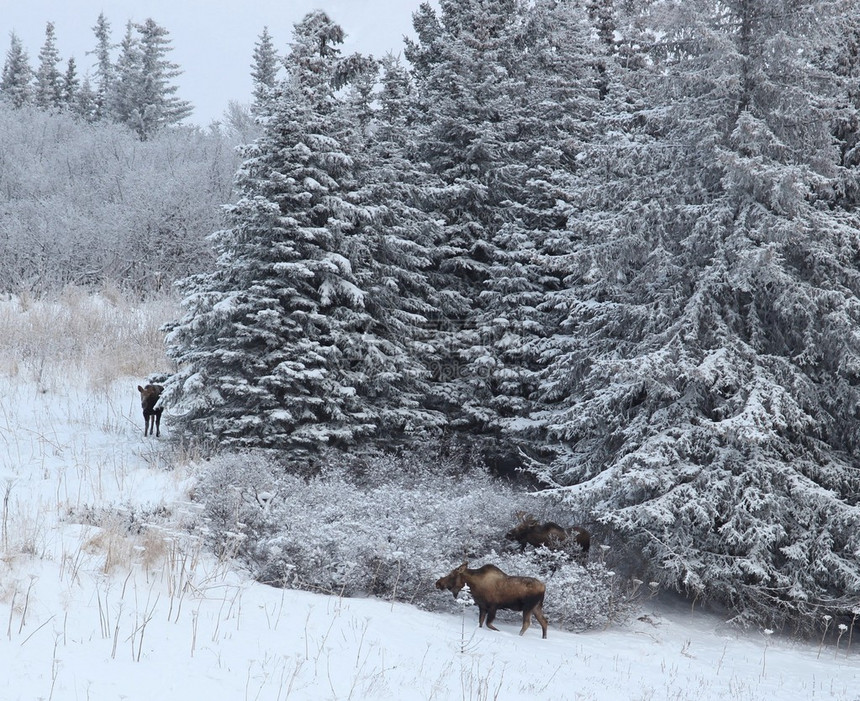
(0, 284, 177, 390)
(83, 520, 172, 575)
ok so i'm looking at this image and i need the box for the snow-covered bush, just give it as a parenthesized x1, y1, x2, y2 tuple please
(0, 103, 237, 295)
(191, 448, 632, 630)
(193, 448, 512, 601)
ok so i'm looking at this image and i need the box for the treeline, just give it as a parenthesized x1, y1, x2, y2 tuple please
(0, 15, 190, 139)
(163, 0, 860, 633)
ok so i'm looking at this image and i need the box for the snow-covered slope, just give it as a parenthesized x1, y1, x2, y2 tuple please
(1, 377, 857, 701)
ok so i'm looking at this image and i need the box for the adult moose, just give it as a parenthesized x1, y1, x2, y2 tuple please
(137, 384, 164, 437)
(435, 562, 548, 638)
(505, 512, 590, 559)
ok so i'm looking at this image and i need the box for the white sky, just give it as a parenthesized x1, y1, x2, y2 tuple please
(1, 0, 431, 125)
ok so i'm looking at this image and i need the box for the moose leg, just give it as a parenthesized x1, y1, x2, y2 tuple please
(154, 408, 163, 437)
(485, 607, 500, 632)
(533, 604, 548, 639)
(478, 606, 488, 629)
(519, 609, 532, 636)
(143, 411, 151, 436)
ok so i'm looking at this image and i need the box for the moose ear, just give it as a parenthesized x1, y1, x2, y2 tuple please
(137, 385, 144, 392)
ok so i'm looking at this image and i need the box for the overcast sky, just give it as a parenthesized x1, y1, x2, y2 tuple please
(2, 1, 432, 126)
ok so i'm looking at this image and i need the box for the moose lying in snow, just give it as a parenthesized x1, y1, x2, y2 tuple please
(435, 562, 548, 638)
(137, 384, 164, 437)
(505, 511, 591, 559)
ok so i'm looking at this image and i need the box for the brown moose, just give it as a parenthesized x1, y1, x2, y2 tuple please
(505, 512, 590, 558)
(435, 562, 548, 638)
(137, 384, 164, 437)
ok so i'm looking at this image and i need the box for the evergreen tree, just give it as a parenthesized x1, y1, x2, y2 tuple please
(165, 11, 443, 455)
(1, 32, 32, 108)
(827, 11, 860, 204)
(34, 21, 63, 110)
(108, 19, 192, 138)
(74, 75, 97, 121)
(404, 0, 533, 435)
(472, 0, 606, 461)
(537, 0, 860, 631)
(586, 0, 617, 50)
(250, 26, 279, 116)
(403, 0, 607, 470)
(343, 54, 452, 440)
(61, 57, 79, 108)
(107, 21, 142, 128)
(135, 18, 192, 137)
(89, 12, 114, 120)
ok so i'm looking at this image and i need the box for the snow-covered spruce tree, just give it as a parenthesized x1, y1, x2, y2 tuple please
(107, 22, 142, 130)
(338, 54, 452, 441)
(404, 0, 544, 446)
(89, 12, 115, 121)
(72, 75, 97, 121)
(131, 19, 192, 138)
(107, 19, 191, 139)
(1, 32, 32, 108)
(165, 11, 443, 456)
(250, 26, 279, 117)
(61, 58, 80, 110)
(34, 22, 64, 111)
(403, 1, 611, 471)
(534, 0, 860, 632)
(828, 12, 860, 202)
(470, 0, 608, 462)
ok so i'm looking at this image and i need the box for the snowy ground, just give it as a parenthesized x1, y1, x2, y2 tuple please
(1, 375, 859, 701)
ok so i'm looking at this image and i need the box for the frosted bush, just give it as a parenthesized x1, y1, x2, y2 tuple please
(192, 448, 633, 630)
(194, 448, 511, 601)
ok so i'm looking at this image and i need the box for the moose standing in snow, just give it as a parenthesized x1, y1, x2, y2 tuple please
(137, 384, 164, 437)
(435, 562, 549, 638)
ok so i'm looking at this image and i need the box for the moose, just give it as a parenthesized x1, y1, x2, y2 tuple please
(505, 512, 591, 559)
(137, 384, 164, 437)
(435, 562, 549, 638)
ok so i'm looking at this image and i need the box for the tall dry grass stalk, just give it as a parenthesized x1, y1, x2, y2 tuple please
(0, 285, 178, 390)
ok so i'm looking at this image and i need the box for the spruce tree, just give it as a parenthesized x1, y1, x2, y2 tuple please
(403, 0, 607, 469)
(73, 75, 97, 121)
(135, 19, 193, 138)
(404, 0, 533, 438)
(250, 26, 279, 117)
(165, 11, 442, 455)
(89, 12, 114, 120)
(107, 21, 142, 128)
(107, 19, 192, 138)
(537, 0, 860, 631)
(34, 22, 63, 110)
(472, 0, 606, 462)
(1, 32, 32, 108)
(342, 54, 451, 440)
(61, 57, 79, 109)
